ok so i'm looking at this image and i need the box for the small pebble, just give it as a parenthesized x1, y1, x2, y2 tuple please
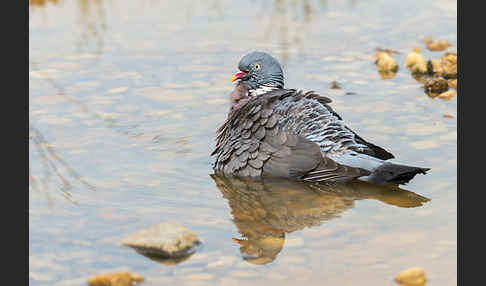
(88, 272, 144, 286)
(329, 81, 341, 89)
(394, 267, 426, 285)
(424, 36, 452, 51)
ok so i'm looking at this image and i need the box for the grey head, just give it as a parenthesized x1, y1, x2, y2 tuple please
(231, 51, 284, 91)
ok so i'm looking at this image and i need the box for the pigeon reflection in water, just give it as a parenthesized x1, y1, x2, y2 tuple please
(211, 174, 430, 265)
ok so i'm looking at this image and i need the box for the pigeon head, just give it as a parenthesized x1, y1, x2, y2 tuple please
(230, 51, 284, 91)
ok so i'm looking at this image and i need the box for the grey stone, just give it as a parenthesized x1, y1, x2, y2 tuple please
(121, 223, 201, 259)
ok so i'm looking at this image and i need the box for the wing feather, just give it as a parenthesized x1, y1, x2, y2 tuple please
(212, 88, 386, 182)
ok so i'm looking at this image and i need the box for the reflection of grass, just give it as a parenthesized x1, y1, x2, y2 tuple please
(261, 0, 316, 64)
(29, 0, 331, 61)
(76, 0, 107, 54)
(29, 123, 95, 206)
(256, 0, 330, 65)
(30, 0, 107, 55)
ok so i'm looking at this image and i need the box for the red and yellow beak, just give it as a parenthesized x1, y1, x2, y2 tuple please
(232, 237, 249, 246)
(230, 71, 247, 82)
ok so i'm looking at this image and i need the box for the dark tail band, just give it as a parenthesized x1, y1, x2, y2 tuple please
(367, 162, 430, 185)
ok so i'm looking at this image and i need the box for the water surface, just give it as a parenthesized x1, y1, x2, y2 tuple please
(29, 0, 457, 285)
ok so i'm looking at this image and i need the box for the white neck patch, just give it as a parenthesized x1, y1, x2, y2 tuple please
(249, 86, 278, 97)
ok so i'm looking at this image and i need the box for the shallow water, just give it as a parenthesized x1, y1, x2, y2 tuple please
(29, 0, 457, 285)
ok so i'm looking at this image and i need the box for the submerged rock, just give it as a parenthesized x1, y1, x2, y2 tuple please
(394, 267, 426, 285)
(405, 48, 428, 74)
(121, 223, 201, 262)
(88, 272, 144, 286)
(424, 77, 449, 94)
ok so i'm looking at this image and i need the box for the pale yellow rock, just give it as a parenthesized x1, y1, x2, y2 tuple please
(440, 52, 457, 78)
(373, 51, 398, 73)
(394, 267, 426, 285)
(405, 48, 428, 74)
(88, 272, 144, 286)
(428, 52, 457, 78)
(441, 52, 457, 65)
(424, 36, 452, 51)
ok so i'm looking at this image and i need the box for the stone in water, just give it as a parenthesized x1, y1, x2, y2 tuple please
(121, 223, 201, 260)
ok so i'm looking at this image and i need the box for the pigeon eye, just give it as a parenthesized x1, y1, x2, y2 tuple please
(254, 64, 261, 70)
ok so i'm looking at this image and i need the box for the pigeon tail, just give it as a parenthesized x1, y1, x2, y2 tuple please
(328, 151, 429, 185)
(363, 162, 430, 185)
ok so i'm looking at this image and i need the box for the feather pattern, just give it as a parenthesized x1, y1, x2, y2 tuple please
(211, 89, 385, 182)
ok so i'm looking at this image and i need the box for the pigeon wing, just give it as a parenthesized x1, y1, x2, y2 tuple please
(212, 90, 369, 182)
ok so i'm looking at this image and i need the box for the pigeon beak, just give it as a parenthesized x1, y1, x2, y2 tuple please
(232, 237, 248, 246)
(230, 71, 247, 82)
